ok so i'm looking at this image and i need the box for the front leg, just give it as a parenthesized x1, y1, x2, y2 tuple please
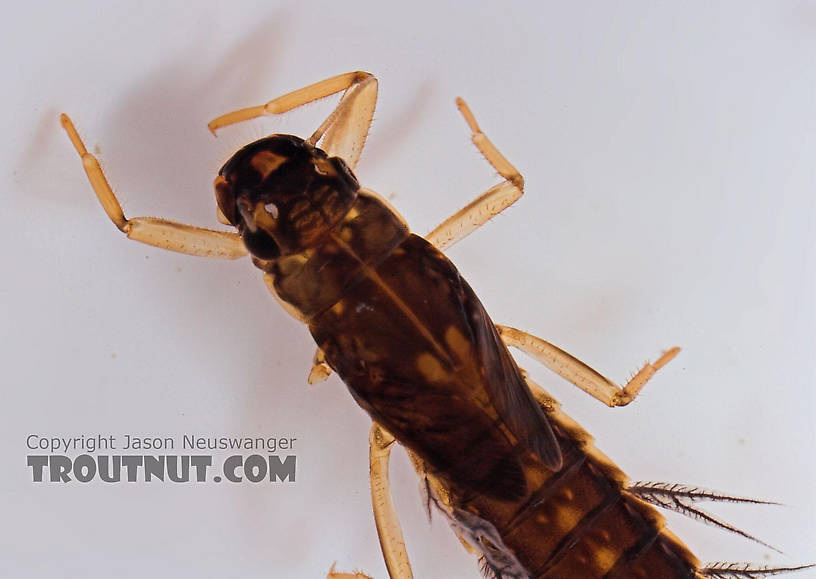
(207, 71, 378, 171)
(61, 115, 247, 259)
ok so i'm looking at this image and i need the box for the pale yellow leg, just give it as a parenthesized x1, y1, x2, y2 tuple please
(308, 348, 332, 385)
(326, 563, 373, 579)
(425, 98, 525, 251)
(61, 115, 247, 259)
(369, 423, 414, 579)
(497, 325, 680, 407)
(207, 71, 378, 170)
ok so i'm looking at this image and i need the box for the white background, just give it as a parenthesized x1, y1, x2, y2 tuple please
(2, 2, 815, 578)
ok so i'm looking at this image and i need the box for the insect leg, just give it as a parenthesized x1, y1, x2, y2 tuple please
(207, 71, 377, 170)
(425, 98, 524, 251)
(497, 325, 680, 407)
(61, 115, 247, 259)
(326, 563, 373, 579)
(308, 347, 332, 385)
(369, 423, 414, 579)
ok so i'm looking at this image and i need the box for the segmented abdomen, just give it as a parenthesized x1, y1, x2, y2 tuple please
(428, 383, 700, 579)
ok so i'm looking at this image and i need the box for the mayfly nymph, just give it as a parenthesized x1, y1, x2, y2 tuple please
(62, 71, 812, 579)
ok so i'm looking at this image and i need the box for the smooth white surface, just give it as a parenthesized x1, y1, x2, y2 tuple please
(3, 2, 815, 577)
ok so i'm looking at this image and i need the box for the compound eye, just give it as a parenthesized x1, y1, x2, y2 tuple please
(214, 175, 237, 226)
(241, 228, 280, 260)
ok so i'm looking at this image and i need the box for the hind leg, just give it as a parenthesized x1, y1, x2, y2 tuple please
(498, 325, 679, 407)
(369, 423, 414, 579)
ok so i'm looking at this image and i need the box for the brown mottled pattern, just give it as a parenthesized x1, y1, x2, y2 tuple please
(435, 402, 700, 578)
(267, 189, 700, 578)
(271, 192, 409, 319)
(310, 233, 531, 498)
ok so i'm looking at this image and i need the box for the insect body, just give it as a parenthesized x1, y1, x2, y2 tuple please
(62, 72, 811, 579)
